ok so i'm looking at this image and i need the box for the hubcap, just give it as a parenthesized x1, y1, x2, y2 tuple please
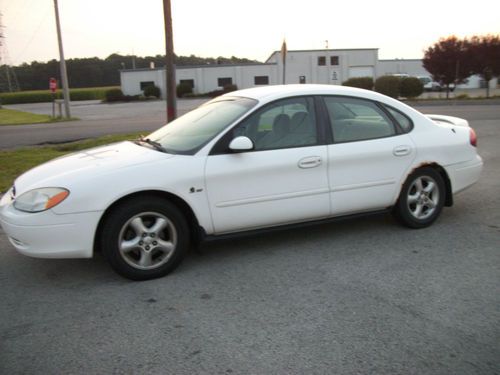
(118, 212, 177, 270)
(407, 176, 439, 220)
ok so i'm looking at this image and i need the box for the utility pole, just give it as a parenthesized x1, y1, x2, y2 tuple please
(163, 0, 176, 121)
(281, 39, 287, 85)
(53, 0, 71, 119)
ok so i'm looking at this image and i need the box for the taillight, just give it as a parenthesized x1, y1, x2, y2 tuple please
(470, 128, 477, 147)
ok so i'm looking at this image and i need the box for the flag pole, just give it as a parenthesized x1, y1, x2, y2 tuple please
(281, 39, 287, 84)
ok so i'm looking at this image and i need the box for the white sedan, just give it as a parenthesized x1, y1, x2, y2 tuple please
(0, 85, 483, 280)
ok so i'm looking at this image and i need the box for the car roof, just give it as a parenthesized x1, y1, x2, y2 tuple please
(219, 84, 425, 121)
(222, 84, 393, 105)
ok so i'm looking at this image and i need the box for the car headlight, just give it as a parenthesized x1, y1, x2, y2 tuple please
(13, 187, 70, 213)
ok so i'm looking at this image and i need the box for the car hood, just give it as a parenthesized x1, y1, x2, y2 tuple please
(14, 141, 174, 194)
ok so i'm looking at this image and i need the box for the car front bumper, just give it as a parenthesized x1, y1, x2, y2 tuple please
(0, 193, 102, 259)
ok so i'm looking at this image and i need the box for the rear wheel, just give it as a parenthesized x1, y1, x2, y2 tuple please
(394, 167, 445, 228)
(101, 197, 189, 280)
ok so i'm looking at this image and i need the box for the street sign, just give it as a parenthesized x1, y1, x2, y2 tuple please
(49, 78, 57, 93)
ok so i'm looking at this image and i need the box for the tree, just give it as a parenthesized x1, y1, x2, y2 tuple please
(467, 35, 500, 97)
(423, 36, 471, 98)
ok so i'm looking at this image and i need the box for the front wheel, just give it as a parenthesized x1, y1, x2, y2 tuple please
(101, 197, 189, 280)
(393, 167, 445, 229)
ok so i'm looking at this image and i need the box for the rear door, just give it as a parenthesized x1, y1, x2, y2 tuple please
(322, 96, 416, 215)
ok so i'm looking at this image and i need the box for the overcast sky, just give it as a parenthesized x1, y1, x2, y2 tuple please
(2, 0, 499, 66)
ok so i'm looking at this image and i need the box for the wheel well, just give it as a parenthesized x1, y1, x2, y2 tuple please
(413, 163, 453, 207)
(93, 190, 203, 254)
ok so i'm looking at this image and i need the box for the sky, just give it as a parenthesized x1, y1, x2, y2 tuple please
(1, 0, 499, 66)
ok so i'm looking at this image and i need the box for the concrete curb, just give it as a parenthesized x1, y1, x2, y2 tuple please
(406, 99, 500, 107)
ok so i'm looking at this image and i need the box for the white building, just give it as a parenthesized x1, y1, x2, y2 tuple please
(120, 48, 497, 97)
(265, 48, 378, 85)
(120, 48, 378, 98)
(121, 63, 278, 98)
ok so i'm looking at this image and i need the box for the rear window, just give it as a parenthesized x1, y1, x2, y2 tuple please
(384, 105, 413, 133)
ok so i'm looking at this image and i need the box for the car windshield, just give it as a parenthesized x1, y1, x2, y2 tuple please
(146, 97, 257, 154)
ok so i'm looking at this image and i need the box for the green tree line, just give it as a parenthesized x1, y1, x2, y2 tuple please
(1, 54, 258, 92)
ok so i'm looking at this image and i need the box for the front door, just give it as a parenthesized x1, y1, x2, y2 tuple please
(205, 96, 330, 234)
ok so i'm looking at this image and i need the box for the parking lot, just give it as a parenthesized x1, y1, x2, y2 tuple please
(0, 103, 499, 374)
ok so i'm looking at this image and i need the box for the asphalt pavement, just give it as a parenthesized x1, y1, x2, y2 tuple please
(0, 103, 499, 374)
(0, 98, 209, 149)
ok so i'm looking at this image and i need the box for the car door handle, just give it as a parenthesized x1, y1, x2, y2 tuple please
(393, 145, 411, 157)
(298, 156, 322, 169)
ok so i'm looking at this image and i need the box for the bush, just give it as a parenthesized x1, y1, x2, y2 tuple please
(206, 84, 238, 98)
(400, 77, 423, 98)
(105, 88, 124, 102)
(223, 84, 238, 93)
(342, 77, 374, 90)
(143, 85, 161, 98)
(207, 89, 225, 98)
(374, 76, 401, 98)
(176, 82, 193, 98)
(0, 87, 118, 104)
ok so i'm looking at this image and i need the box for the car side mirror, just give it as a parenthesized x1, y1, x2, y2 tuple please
(229, 136, 254, 152)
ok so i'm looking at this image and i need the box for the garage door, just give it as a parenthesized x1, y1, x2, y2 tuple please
(349, 67, 374, 78)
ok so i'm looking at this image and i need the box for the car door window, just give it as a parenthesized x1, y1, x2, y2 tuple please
(235, 97, 318, 150)
(324, 96, 396, 143)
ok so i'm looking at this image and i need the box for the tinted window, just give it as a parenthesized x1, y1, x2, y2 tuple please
(254, 76, 269, 85)
(180, 79, 194, 89)
(384, 105, 413, 132)
(324, 96, 396, 143)
(148, 97, 257, 154)
(234, 97, 318, 151)
(218, 77, 232, 87)
(140, 81, 155, 90)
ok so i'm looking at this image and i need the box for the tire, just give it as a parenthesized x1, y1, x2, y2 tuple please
(393, 167, 445, 229)
(101, 197, 189, 280)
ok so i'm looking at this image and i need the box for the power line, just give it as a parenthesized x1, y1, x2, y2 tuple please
(13, 8, 50, 64)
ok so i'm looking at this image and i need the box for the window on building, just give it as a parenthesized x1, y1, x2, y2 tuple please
(318, 56, 326, 66)
(330, 56, 339, 66)
(218, 77, 233, 87)
(254, 76, 269, 85)
(180, 79, 195, 89)
(140, 81, 155, 90)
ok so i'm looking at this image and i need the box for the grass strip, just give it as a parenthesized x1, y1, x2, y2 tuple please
(0, 108, 57, 126)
